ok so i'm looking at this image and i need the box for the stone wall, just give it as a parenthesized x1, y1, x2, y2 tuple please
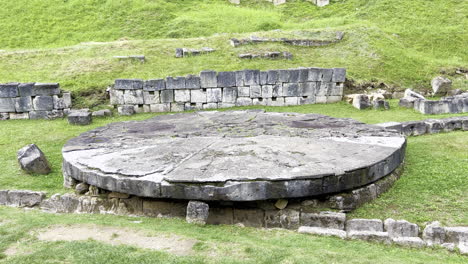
(0, 83, 71, 120)
(414, 93, 468, 115)
(109, 67, 346, 115)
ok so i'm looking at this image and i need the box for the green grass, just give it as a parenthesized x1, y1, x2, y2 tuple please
(0, 206, 467, 263)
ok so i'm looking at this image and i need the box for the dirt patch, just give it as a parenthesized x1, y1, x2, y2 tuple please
(34, 224, 198, 256)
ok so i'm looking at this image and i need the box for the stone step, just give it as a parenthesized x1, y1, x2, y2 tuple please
(298, 226, 346, 239)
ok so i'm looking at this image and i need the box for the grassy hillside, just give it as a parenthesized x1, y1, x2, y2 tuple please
(0, 0, 466, 108)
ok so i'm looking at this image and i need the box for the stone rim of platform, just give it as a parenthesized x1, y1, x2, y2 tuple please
(62, 110, 406, 201)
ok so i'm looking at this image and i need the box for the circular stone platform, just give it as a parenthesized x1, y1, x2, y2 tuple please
(62, 110, 406, 201)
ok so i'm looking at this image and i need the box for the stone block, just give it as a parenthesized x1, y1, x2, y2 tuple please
(217, 71, 236, 87)
(123, 90, 144, 105)
(283, 83, 301, 97)
(346, 219, 383, 232)
(288, 69, 300, 83)
(218, 103, 235, 109)
(185, 75, 201, 89)
(184, 102, 203, 111)
(143, 200, 187, 218)
(401, 121, 427, 136)
(301, 82, 317, 97)
(250, 85, 262, 98)
(115, 79, 143, 90)
(68, 111, 92, 126)
(0, 98, 16, 112)
(33, 96, 54, 111)
(15, 97, 33, 112)
(243, 70, 260, 86)
(265, 209, 300, 229)
(171, 103, 185, 112)
(223, 87, 238, 103)
(203, 103, 218, 109)
(384, 218, 419, 238)
(272, 84, 283, 97)
(269, 97, 285, 107)
(315, 82, 327, 96)
(174, 90, 191, 102)
(278, 69, 290, 82)
(352, 95, 370, 110)
(260, 71, 268, 85)
(0, 190, 8, 205)
(237, 87, 250, 97)
(399, 97, 417, 108)
(235, 71, 244, 87)
(267, 70, 279, 84)
(17, 144, 51, 174)
(423, 221, 445, 246)
(29, 111, 48, 120)
(392, 237, 426, 248)
(424, 119, 444, 134)
(18, 83, 34, 97)
(143, 91, 160, 104)
(252, 98, 267, 106)
(285, 97, 299, 106)
(0, 83, 19, 97)
(109, 89, 124, 105)
(0, 112, 9, 120)
(332, 68, 346, 82)
(190, 89, 207, 103)
(444, 227, 468, 244)
(7, 190, 46, 207)
(207, 88, 222, 103)
(118, 105, 136, 116)
(442, 117, 463, 132)
(300, 211, 346, 230)
(233, 208, 264, 228)
(9, 113, 29, 120)
(144, 79, 166, 91)
(186, 201, 209, 225)
(150, 104, 171, 112)
(348, 231, 391, 244)
(375, 122, 402, 133)
(142, 105, 151, 113)
(327, 96, 343, 103)
(307, 68, 321, 81)
(299, 96, 316, 105)
(236, 97, 252, 106)
(166, 76, 186, 89)
(298, 226, 347, 239)
(261, 85, 273, 98)
(160, 90, 175, 103)
(320, 68, 333, 82)
(373, 99, 390, 110)
(431, 76, 452, 95)
(200, 70, 217, 88)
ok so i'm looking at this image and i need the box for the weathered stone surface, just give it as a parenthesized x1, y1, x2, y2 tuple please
(190, 90, 207, 103)
(217, 72, 236, 87)
(92, 109, 112, 117)
(0, 112, 9, 120)
(348, 231, 391, 244)
(33, 96, 54, 111)
(223, 88, 238, 103)
(431, 76, 452, 95)
(18, 83, 34, 97)
(301, 211, 346, 230)
(401, 121, 427, 136)
(186, 75, 201, 89)
(0, 83, 19, 97)
(68, 112, 92, 126)
(0, 98, 15, 112)
(123, 90, 144, 105)
(75, 182, 90, 194)
(0, 190, 8, 205)
(186, 201, 209, 225)
(233, 208, 264, 227)
(298, 226, 347, 239)
(115, 79, 143, 90)
(174, 90, 191, 103)
(404, 89, 425, 100)
(62, 111, 405, 201)
(384, 218, 419, 238)
(353, 95, 370, 110)
(399, 97, 417, 108)
(373, 99, 390, 110)
(118, 105, 136, 116)
(392, 237, 426, 248)
(424, 119, 444, 134)
(332, 68, 346, 83)
(7, 190, 46, 207)
(375, 122, 402, 133)
(166, 77, 186, 90)
(15, 97, 33, 112)
(200, 71, 217, 88)
(144, 79, 165, 91)
(207, 88, 222, 103)
(346, 219, 383, 232)
(423, 221, 446, 246)
(17, 144, 51, 175)
(443, 227, 468, 245)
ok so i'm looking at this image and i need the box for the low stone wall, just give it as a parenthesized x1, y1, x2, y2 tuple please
(109, 67, 346, 115)
(0, 83, 71, 120)
(414, 92, 468, 115)
(376, 116, 468, 136)
(230, 32, 343, 47)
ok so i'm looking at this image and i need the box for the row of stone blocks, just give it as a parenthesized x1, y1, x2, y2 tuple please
(376, 116, 468, 136)
(0, 82, 71, 120)
(414, 93, 468, 114)
(110, 67, 346, 114)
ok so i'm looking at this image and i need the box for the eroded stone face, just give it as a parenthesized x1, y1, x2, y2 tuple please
(62, 110, 406, 201)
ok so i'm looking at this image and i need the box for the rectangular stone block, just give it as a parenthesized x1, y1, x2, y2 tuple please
(250, 85, 262, 98)
(285, 97, 300, 106)
(261, 85, 273, 98)
(203, 103, 218, 109)
(62, 93, 72, 108)
(327, 83, 342, 96)
(218, 103, 235, 108)
(301, 82, 317, 96)
(315, 96, 327, 104)
(114, 79, 143, 90)
(283, 83, 301, 97)
(327, 96, 343, 103)
(29, 111, 49, 120)
(33, 96, 54, 111)
(332, 68, 346, 82)
(269, 97, 285, 106)
(237, 87, 250, 97)
(307, 68, 321, 81)
(123, 90, 144, 105)
(142, 200, 186, 218)
(252, 98, 267, 106)
(236, 97, 252, 106)
(0, 83, 19, 97)
(301, 211, 346, 230)
(316, 82, 327, 96)
(15, 97, 33, 112)
(272, 84, 283, 97)
(171, 103, 185, 112)
(184, 102, 203, 111)
(144, 79, 165, 91)
(0, 113, 9, 120)
(190, 89, 207, 103)
(288, 69, 300, 83)
(217, 71, 236, 87)
(143, 91, 160, 104)
(278, 69, 290, 82)
(109, 89, 125, 105)
(160, 90, 174, 103)
(233, 208, 264, 228)
(299, 96, 316, 105)
(267, 70, 279, 84)
(260, 71, 268, 85)
(243, 70, 260, 86)
(174, 89, 191, 102)
(320, 68, 333, 82)
(10, 112, 29, 120)
(0, 190, 8, 205)
(186, 75, 201, 89)
(206, 207, 234, 225)
(18, 83, 34, 97)
(166, 77, 186, 89)
(200, 70, 217, 88)
(222, 87, 238, 103)
(298, 68, 309, 82)
(207, 88, 222, 103)
(235, 71, 244, 87)
(346, 219, 384, 232)
(142, 105, 151, 113)
(150, 103, 171, 112)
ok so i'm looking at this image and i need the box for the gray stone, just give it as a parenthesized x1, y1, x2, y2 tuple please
(171, 103, 185, 112)
(283, 83, 301, 97)
(0, 190, 8, 205)
(123, 89, 144, 105)
(217, 72, 236, 87)
(243, 70, 260, 86)
(166, 77, 186, 89)
(0, 112, 9, 120)
(348, 231, 391, 244)
(17, 144, 51, 175)
(298, 226, 347, 239)
(175, 48, 184, 58)
(0, 98, 16, 112)
(431, 76, 452, 95)
(143, 91, 160, 104)
(207, 88, 222, 103)
(202, 103, 218, 109)
(150, 104, 171, 112)
(261, 85, 273, 98)
(186, 201, 209, 225)
(186, 75, 201, 89)
(235, 97, 252, 106)
(392, 237, 426, 248)
(442, 117, 463, 132)
(272, 84, 283, 97)
(384, 218, 419, 238)
(237, 87, 250, 97)
(301, 211, 346, 230)
(375, 122, 402, 133)
(174, 90, 191, 103)
(346, 219, 383, 232)
(75, 182, 90, 194)
(144, 79, 165, 91)
(18, 83, 34, 97)
(160, 90, 174, 103)
(332, 68, 346, 82)
(399, 97, 417, 108)
(0, 83, 19, 97)
(190, 90, 207, 103)
(109, 89, 124, 105)
(401, 121, 427, 136)
(29, 111, 49, 120)
(278, 69, 290, 82)
(10, 113, 30, 120)
(68, 111, 92, 126)
(115, 79, 143, 90)
(444, 227, 468, 245)
(352, 95, 371, 110)
(266, 70, 279, 84)
(285, 97, 299, 106)
(15, 97, 33, 112)
(233, 208, 264, 227)
(373, 99, 390, 110)
(415, 99, 452, 115)
(223, 88, 238, 103)
(260, 72, 268, 85)
(200, 71, 217, 88)
(7, 190, 46, 207)
(459, 243, 468, 255)
(92, 109, 112, 117)
(33, 96, 54, 111)
(404, 89, 425, 100)
(320, 69, 334, 82)
(250, 85, 262, 98)
(32, 83, 61, 96)
(424, 119, 445, 134)
(422, 222, 446, 246)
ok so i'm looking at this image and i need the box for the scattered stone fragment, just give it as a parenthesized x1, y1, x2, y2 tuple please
(352, 94, 371, 110)
(186, 201, 209, 225)
(404, 89, 426, 100)
(431, 76, 452, 95)
(373, 99, 390, 110)
(114, 55, 145, 62)
(298, 226, 346, 239)
(274, 199, 288, 210)
(92, 109, 112, 117)
(384, 218, 419, 238)
(118, 105, 135, 116)
(68, 111, 92, 126)
(6, 190, 45, 207)
(17, 144, 51, 175)
(346, 219, 383, 232)
(175, 47, 216, 58)
(75, 183, 90, 195)
(375, 122, 402, 133)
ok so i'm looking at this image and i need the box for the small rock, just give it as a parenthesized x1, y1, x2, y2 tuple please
(75, 183, 89, 195)
(175, 48, 184, 58)
(431, 76, 452, 95)
(118, 105, 135, 116)
(68, 111, 92, 125)
(352, 94, 371, 110)
(17, 144, 51, 175)
(186, 201, 209, 225)
(373, 99, 390, 110)
(274, 199, 288, 210)
(298, 226, 347, 239)
(92, 109, 112, 117)
(404, 89, 425, 99)
(398, 97, 418, 108)
(87, 185, 100, 197)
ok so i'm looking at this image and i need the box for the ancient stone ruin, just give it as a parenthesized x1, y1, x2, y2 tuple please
(0, 82, 71, 120)
(109, 67, 346, 115)
(229, 0, 329, 7)
(238, 51, 293, 60)
(230, 33, 344, 47)
(175, 47, 216, 58)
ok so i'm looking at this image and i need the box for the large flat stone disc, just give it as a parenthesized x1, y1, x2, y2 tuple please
(63, 110, 406, 201)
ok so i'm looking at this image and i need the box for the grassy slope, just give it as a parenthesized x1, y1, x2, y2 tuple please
(0, 0, 466, 107)
(1, 207, 467, 263)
